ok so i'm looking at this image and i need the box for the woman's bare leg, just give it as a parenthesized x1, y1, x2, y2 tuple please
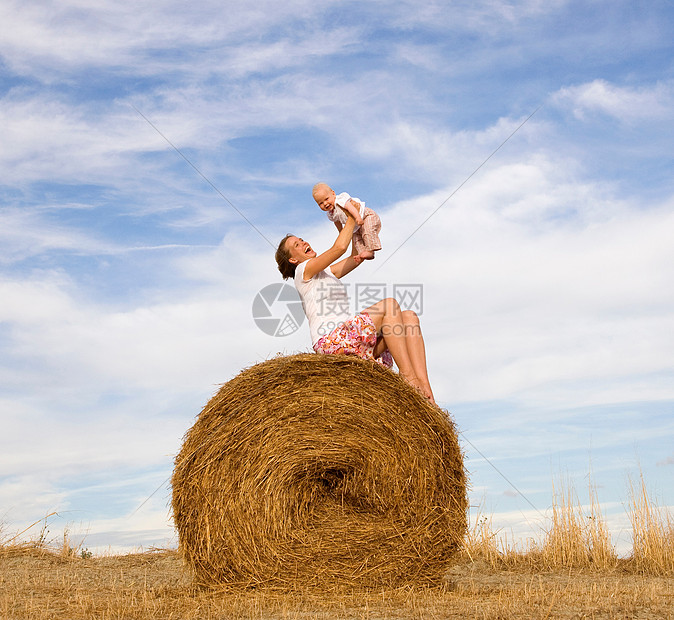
(364, 302, 435, 404)
(373, 336, 387, 358)
(401, 310, 434, 403)
(363, 298, 421, 390)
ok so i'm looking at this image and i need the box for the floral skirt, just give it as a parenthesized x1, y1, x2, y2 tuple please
(313, 311, 393, 368)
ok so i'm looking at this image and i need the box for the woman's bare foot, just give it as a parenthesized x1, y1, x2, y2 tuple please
(423, 386, 436, 406)
(403, 373, 436, 405)
(401, 372, 429, 400)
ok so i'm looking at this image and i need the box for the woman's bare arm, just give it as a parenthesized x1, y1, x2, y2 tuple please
(330, 254, 364, 279)
(302, 216, 356, 281)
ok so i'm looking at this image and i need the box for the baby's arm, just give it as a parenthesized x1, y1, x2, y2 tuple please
(340, 199, 364, 226)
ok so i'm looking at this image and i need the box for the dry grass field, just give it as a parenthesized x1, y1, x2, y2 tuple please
(2, 476, 673, 619)
(2, 543, 673, 619)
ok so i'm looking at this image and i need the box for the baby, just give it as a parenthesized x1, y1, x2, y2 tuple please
(312, 182, 382, 260)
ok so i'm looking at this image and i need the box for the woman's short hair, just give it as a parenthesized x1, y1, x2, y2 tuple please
(275, 234, 296, 280)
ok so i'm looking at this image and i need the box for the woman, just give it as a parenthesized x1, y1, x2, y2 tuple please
(275, 212, 435, 404)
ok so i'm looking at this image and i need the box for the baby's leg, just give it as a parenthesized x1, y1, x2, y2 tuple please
(352, 231, 371, 260)
(359, 210, 381, 259)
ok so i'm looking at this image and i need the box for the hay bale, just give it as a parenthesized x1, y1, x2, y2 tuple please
(171, 353, 467, 589)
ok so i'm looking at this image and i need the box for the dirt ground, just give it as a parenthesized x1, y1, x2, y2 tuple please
(1, 548, 672, 619)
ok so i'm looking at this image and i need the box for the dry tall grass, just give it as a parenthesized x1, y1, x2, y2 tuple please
(463, 476, 673, 577)
(538, 478, 618, 570)
(628, 473, 674, 574)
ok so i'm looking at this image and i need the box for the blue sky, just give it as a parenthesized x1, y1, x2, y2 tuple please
(1, 0, 673, 554)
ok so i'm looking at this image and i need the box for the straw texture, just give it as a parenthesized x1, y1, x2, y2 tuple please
(171, 353, 467, 589)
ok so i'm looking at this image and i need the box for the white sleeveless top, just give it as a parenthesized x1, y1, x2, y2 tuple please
(294, 260, 352, 344)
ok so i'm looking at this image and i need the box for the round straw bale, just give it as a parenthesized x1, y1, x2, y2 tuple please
(172, 353, 467, 589)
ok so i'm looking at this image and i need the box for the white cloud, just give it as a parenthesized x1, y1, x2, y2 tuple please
(0, 92, 164, 185)
(0, 208, 115, 263)
(0, 0, 328, 78)
(372, 157, 674, 406)
(0, 74, 359, 188)
(553, 79, 674, 123)
(0, 1, 574, 193)
(1, 275, 252, 393)
(388, 0, 571, 31)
